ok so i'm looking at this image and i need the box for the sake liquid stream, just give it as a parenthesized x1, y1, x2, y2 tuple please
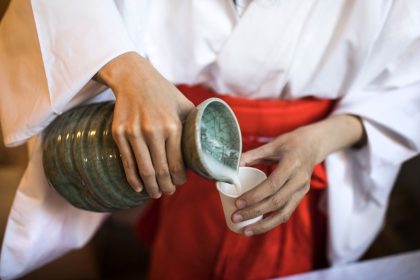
(203, 153, 241, 195)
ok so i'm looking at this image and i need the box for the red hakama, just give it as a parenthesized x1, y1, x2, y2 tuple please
(137, 85, 335, 279)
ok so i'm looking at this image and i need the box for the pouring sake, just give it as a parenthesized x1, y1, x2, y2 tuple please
(43, 97, 242, 212)
(181, 98, 243, 194)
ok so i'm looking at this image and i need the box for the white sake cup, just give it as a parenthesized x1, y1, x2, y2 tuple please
(216, 166, 267, 233)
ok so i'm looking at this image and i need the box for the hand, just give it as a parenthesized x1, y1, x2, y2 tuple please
(233, 115, 365, 236)
(233, 129, 317, 236)
(95, 52, 194, 198)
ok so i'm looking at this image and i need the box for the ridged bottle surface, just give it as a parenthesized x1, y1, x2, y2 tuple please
(43, 102, 149, 212)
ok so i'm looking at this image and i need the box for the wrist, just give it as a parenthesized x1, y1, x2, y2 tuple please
(297, 114, 366, 165)
(293, 125, 326, 166)
(94, 51, 147, 92)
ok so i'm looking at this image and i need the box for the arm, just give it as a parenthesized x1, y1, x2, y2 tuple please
(233, 114, 365, 236)
(31, 0, 195, 197)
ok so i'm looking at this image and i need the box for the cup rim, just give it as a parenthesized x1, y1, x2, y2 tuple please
(195, 98, 243, 182)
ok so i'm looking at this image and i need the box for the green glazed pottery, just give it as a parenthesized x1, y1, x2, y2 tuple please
(43, 99, 241, 212)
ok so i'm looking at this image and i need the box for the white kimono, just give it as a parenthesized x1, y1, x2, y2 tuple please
(1, 0, 420, 279)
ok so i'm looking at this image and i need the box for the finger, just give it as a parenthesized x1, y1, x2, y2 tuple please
(166, 128, 187, 186)
(127, 128, 161, 198)
(242, 186, 308, 236)
(235, 164, 291, 209)
(232, 176, 307, 222)
(112, 125, 143, 192)
(240, 143, 275, 166)
(147, 134, 176, 196)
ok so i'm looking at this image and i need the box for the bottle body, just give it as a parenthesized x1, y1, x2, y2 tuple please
(43, 98, 242, 212)
(43, 102, 149, 212)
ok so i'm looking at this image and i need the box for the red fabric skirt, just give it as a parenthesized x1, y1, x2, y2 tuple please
(136, 85, 335, 280)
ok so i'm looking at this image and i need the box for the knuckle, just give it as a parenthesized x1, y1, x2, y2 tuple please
(142, 123, 161, 137)
(121, 157, 130, 169)
(165, 120, 181, 134)
(156, 167, 170, 178)
(282, 155, 299, 171)
(112, 124, 125, 138)
(264, 143, 276, 155)
(283, 158, 294, 171)
(267, 177, 278, 193)
(242, 207, 263, 220)
(170, 164, 184, 176)
(126, 126, 141, 139)
(247, 190, 266, 205)
(292, 157, 303, 170)
(251, 208, 263, 218)
(139, 168, 155, 179)
(270, 195, 283, 209)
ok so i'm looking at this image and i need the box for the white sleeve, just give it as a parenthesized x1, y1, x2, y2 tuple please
(326, 0, 420, 265)
(31, 0, 136, 112)
(0, 137, 109, 280)
(0, 1, 136, 278)
(0, 0, 136, 146)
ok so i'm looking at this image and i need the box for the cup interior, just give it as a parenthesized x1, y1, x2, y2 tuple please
(216, 167, 267, 198)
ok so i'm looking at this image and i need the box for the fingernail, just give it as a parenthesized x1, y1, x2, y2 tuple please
(232, 213, 243, 223)
(236, 199, 247, 209)
(244, 229, 254, 237)
(154, 192, 162, 199)
(136, 187, 143, 193)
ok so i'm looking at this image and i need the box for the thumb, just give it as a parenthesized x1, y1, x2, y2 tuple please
(240, 143, 274, 167)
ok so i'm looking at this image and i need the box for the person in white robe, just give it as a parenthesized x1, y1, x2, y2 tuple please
(1, 0, 420, 279)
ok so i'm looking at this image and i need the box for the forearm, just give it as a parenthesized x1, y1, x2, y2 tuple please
(297, 114, 366, 165)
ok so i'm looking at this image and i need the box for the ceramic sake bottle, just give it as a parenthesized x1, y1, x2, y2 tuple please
(43, 98, 241, 212)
